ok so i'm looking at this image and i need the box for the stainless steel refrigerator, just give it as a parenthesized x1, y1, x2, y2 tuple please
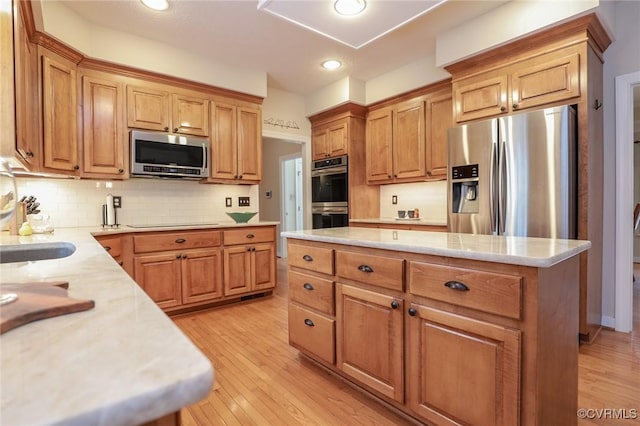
(447, 105, 576, 238)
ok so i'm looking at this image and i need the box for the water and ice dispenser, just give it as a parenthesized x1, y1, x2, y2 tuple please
(451, 164, 479, 214)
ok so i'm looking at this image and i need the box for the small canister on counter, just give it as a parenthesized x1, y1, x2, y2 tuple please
(414, 208, 419, 218)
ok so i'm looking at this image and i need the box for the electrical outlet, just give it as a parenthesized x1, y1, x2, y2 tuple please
(238, 196, 250, 207)
(113, 196, 122, 208)
(225, 197, 232, 207)
(392, 195, 398, 205)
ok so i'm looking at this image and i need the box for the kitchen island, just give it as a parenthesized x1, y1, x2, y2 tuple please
(0, 223, 275, 426)
(283, 227, 590, 426)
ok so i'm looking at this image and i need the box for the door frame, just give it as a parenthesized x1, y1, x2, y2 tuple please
(280, 152, 303, 258)
(614, 70, 640, 333)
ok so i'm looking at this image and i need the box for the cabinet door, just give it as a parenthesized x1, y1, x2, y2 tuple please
(426, 92, 452, 178)
(252, 242, 276, 291)
(181, 248, 223, 304)
(407, 304, 520, 426)
(237, 105, 262, 182)
(210, 101, 237, 179)
(223, 245, 251, 296)
(312, 129, 328, 160)
(13, 3, 39, 169)
(511, 52, 580, 112)
(393, 99, 425, 180)
(126, 85, 170, 131)
(453, 74, 508, 123)
(82, 76, 126, 178)
(172, 94, 209, 136)
(336, 284, 404, 403)
(366, 108, 393, 183)
(327, 122, 348, 158)
(134, 253, 182, 309)
(41, 51, 78, 173)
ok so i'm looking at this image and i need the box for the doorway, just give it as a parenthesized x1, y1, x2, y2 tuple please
(280, 154, 303, 258)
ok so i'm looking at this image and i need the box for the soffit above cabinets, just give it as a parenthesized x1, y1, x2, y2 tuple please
(257, 0, 448, 49)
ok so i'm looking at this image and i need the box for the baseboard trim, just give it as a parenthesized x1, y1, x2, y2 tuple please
(634, 256, 640, 263)
(601, 315, 616, 329)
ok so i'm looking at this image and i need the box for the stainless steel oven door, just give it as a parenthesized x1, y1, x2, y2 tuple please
(311, 166, 348, 204)
(312, 204, 349, 229)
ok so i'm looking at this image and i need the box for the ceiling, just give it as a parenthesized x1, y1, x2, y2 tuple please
(58, 0, 509, 96)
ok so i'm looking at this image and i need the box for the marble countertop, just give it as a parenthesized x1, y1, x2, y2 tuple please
(350, 218, 448, 227)
(282, 227, 591, 268)
(91, 220, 279, 236)
(0, 225, 231, 425)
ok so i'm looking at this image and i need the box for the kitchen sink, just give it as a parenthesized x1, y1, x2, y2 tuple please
(0, 242, 76, 264)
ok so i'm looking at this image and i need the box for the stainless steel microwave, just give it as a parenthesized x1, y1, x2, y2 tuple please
(130, 130, 209, 179)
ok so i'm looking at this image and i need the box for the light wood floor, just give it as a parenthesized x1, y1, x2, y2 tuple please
(173, 260, 640, 425)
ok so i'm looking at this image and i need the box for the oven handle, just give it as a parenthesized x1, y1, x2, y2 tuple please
(311, 166, 347, 177)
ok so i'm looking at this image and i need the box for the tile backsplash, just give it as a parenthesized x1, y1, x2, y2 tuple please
(16, 177, 259, 228)
(379, 181, 447, 221)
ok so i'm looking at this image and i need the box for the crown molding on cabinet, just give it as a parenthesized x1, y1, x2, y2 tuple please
(308, 102, 367, 126)
(366, 78, 452, 112)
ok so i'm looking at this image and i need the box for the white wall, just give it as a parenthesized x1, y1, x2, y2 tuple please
(305, 76, 366, 116)
(262, 88, 312, 139)
(379, 181, 447, 224)
(15, 178, 258, 229)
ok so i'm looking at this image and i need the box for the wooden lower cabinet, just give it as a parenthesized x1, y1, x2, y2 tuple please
(134, 252, 183, 309)
(336, 283, 404, 403)
(223, 242, 275, 296)
(407, 304, 521, 426)
(181, 248, 223, 304)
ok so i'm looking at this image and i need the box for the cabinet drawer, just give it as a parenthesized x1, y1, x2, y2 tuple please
(335, 251, 404, 291)
(409, 262, 522, 319)
(223, 227, 274, 245)
(289, 303, 335, 365)
(96, 236, 121, 257)
(289, 271, 335, 315)
(287, 243, 334, 275)
(134, 230, 221, 253)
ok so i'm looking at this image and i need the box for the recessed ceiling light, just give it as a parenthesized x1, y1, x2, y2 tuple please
(333, 0, 366, 16)
(322, 60, 342, 71)
(141, 0, 169, 11)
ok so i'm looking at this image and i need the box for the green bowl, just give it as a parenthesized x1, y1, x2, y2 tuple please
(226, 212, 258, 223)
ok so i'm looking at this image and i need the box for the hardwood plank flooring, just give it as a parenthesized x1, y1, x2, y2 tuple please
(174, 259, 640, 425)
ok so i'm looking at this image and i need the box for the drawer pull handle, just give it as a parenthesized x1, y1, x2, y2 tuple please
(175, 238, 186, 244)
(118, 260, 123, 266)
(246, 233, 255, 239)
(104, 246, 112, 252)
(304, 319, 315, 327)
(390, 300, 399, 310)
(408, 308, 417, 316)
(358, 265, 374, 273)
(303, 283, 314, 291)
(302, 254, 313, 262)
(444, 281, 470, 291)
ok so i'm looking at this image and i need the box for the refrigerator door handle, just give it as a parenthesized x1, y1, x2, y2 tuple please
(489, 140, 497, 234)
(498, 139, 507, 235)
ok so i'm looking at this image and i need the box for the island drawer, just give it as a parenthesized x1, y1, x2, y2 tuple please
(409, 261, 522, 319)
(223, 227, 275, 245)
(96, 235, 122, 258)
(335, 251, 404, 291)
(289, 271, 335, 315)
(288, 243, 334, 275)
(134, 230, 221, 253)
(289, 303, 335, 365)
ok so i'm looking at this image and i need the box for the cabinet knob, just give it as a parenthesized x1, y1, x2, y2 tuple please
(246, 233, 255, 239)
(175, 238, 186, 243)
(176, 254, 181, 259)
(164, 127, 169, 132)
(174, 128, 179, 132)
(73, 165, 79, 170)
(358, 264, 374, 273)
(304, 319, 315, 327)
(118, 260, 123, 266)
(118, 168, 124, 174)
(408, 307, 417, 316)
(512, 103, 518, 109)
(104, 246, 112, 252)
(182, 254, 187, 259)
(500, 106, 506, 112)
(444, 281, 470, 291)
(302, 254, 313, 262)
(303, 283, 314, 291)
(390, 300, 399, 310)
(26, 151, 34, 157)
(239, 175, 243, 179)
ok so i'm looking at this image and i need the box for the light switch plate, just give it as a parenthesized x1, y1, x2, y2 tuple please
(238, 197, 250, 207)
(392, 195, 397, 205)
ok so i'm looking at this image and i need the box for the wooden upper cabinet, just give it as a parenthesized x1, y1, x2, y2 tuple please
(40, 49, 79, 173)
(393, 99, 425, 180)
(81, 75, 127, 178)
(209, 101, 262, 183)
(312, 121, 348, 160)
(171, 94, 209, 136)
(453, 48, 581, 123)
(127, 86, 209, 136)
(426, 92, 453, 178)
(127, 85, 170, 131)
(365, 107, 393, 183)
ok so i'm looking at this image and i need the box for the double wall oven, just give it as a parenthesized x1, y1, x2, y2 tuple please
(311, 156, 348, 229)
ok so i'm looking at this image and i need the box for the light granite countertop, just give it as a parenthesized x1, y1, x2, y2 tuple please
(282, 227, 591, 268)
(349, 218, 448, 227)
(0, 222, 275, 425)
